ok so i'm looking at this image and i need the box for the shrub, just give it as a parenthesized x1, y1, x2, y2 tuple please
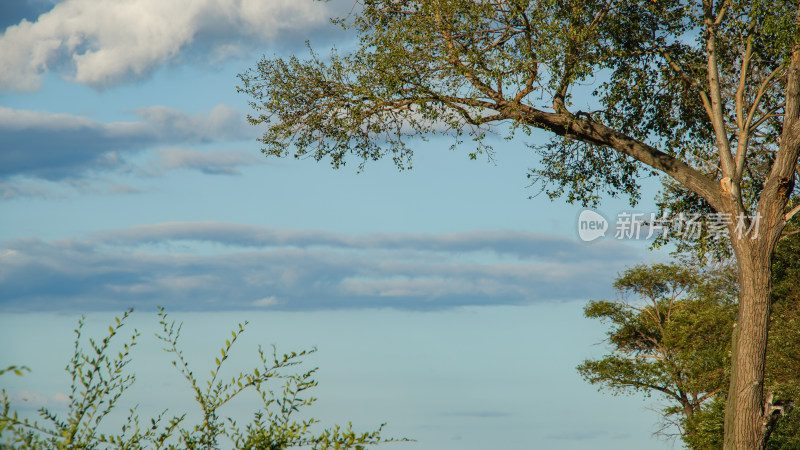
(1, 308, 400, 449)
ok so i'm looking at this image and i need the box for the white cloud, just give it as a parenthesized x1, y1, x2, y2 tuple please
(51, 392, 70, 404)
(132, 104, 251, 143)
(338, 277, 518, 299)
(0, 179, 64, 199)
(92, 221, 640, 262)
(0, 0, 336, 91)
(0, 105, 256, 183)
(0, 222, 654, 312)
(252, 296, 279, 307)
(0, 106, 104, 130)
(152, 147, 262, 175)
(7, 390, 70, 408)
(0, 104, 263, 198)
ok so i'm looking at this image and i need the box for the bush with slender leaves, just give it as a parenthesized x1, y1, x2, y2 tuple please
(0, 308, 402, 449)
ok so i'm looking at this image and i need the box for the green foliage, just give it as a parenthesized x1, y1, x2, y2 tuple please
(0, 367, 30, 378)
(763, 232, 800, 450)
(237, 0, 651, 202)
(580, 235, 800, 448)
(578, 261, 736, 423)
(766, 409, 800, 450)
(237, 1, 797, 209)
(0, 308, 402, 449)
(682, 395, 726, 450)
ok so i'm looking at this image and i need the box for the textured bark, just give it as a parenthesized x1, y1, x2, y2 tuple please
(724, 240, 774, 449)
(722, 48, 800, 450)
(724, 319, 739, 449)
(511, 105, 724, 211)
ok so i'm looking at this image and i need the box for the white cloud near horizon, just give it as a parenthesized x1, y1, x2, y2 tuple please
(0, 222, 652, 312)
(0, 0, 339, 92)
(5, 390, 70, 410)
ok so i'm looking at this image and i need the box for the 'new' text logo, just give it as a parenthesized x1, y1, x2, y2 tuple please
(578, 210, 608, 242)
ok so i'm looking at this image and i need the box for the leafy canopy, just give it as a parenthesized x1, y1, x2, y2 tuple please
(238, 0, 797, 212)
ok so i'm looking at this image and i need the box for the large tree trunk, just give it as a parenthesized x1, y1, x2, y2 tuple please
(724, 238, 775, 449)
(723, 48, 800, 450)
(722, 188, 791, 449)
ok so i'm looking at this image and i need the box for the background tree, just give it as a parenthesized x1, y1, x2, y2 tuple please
(578, 260, 737, 446)
(762, 230, 800, 449)
(237, 2, 800, 447)
(579, 234, 799, 449)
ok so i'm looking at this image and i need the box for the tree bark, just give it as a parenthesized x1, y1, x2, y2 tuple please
(723, 318, 739, 449)
(724, 238, 774, 449)
(723, 47, 800, 450)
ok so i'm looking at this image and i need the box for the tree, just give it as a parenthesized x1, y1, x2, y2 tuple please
(579, 235, 799, 449)
(0, 308, 399, 449)
(237, 1, 799, 447)
(578, 260, 737, 446)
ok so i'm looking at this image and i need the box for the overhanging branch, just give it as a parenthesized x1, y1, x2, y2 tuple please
(508, 103, 724, 211)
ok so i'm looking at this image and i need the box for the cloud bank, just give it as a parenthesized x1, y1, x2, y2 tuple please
(0, 105, 261, 197)
(0, 0, 341, 91)
(0, 222, 647, 312)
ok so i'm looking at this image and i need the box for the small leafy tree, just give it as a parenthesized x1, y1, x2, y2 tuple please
(580, 234, 799, 448)
(0, 308, 400, 449)
(578, 260, 738, 445)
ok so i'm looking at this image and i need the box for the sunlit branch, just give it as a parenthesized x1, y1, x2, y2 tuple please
(785, 204, 800, 221)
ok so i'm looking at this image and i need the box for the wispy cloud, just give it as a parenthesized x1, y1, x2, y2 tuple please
(92, 222, 639, 262)
(0, 0, 345, 92)
(5, 390, 70, 410)
(252, 296, 280, 307)
(0, 179, 66, 200)
(0, 222, 649, 312)
(0, 105, 260, 197)
(145, 147, 263, 176)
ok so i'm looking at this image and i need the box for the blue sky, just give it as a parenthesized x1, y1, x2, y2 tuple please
(1, 1, 676, 448)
